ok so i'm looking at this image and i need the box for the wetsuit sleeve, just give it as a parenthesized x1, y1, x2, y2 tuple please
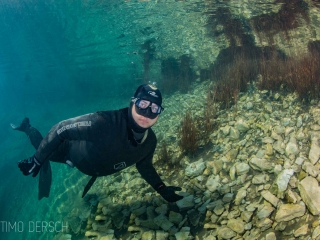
(136, 150, 163, 189)
(34, 113, 100, 164)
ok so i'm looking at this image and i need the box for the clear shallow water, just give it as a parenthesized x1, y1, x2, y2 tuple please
(0, 0, 319, 239)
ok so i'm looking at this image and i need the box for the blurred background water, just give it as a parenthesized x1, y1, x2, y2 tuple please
(1, 0, 320, 239)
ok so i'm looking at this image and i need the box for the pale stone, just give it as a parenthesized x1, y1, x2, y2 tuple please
(227, 219, 245, 234)
(309, 142, 320, 164)
(241, 211, 253, 223)
(302, 161, 320, 177)
(298, 176, 320, 215)
(141, 231, 155, 240)
(206, 175, 221, 192)
(265, 232, 277, 240)
(226, 149, 238, 161)
(176, 195, 194, 211)
(249, 157, 273, 171)
(256, 218, 273, 231)
(234, 189, 247, 205)
(261, 190, 279, 207)
(185, 158, 206, 177)
(296, 116, 303, 127)
(175, 231, 192, 240)
(229, 127, 240, 139)
(257, 205, 275, 219)
(285, 142, 299, 156)
(155, 231, 169, 240)
(275, 202, 305, 222)
(293, 224, 308, 237)
(220, 126, 230, 136)
(312, 225, 320, 239)
(252, 174, 266, 184)
(235, 119, 250, 132)
(276, 169, 294, 192)
(235, 162, 250, 175)
(217, 226, 237, 239)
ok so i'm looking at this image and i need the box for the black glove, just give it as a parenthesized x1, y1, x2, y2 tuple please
(155, 183, 183, 202)
(18, 155, 42, 177)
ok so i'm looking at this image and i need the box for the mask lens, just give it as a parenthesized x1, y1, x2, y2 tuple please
(137, 99, 151, 109)
(134, 98, 163, 116)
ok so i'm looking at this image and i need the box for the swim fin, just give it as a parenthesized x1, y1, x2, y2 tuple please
(38, 160, 52, 200)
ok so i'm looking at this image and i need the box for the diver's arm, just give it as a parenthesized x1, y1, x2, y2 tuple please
(135, 151, 163, 188)
(34, 113, 101, 164)
(136, 150, 183, 202)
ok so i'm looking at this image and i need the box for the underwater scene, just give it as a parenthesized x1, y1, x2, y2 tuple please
(2, 0, 320, 239)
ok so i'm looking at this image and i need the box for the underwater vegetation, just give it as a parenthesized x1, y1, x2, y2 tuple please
(178, 112, 199, 155)
(250, 0, 310, 44)
(155, 141, 182, 170)
(160, 54, 196, 94)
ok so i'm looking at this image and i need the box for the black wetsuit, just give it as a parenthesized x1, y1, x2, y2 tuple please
(31, 107, 162, 197)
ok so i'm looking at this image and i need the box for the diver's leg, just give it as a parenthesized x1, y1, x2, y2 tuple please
(11, 117, 43, 149)
(11, 118, 51, 200)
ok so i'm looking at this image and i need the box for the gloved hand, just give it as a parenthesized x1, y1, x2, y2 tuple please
(155, 183, 183, 202)
(18, 155, 42, 177)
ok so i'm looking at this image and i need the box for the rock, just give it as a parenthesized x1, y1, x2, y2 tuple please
(187, 209, 201, 226)
(217, 226, 237, 239)
(175, 230, 193, 240)
(296, 116, 303, 127)
(235, 119, 250, 132)
(155, 231, 169, 240)
(246, 102, 253, 110)
(285, 142, 299, 156)
(293, 224, 308, 237)
(207, 160, 223, 175)
(312, 225, 320, 239)
(241, 211, 253, 223)
(309, 142, 320, 164)
(256, 218, 273, 231)
(153, 214, 174, 231)
(141, 231, 155, 240)
(169, 211, 183, 225)
(275, 202, 306, 222)
(185, 158, 206, 177)
(276, 169, 294, 192)
(261, 191, 279, 207)
(220, 126, 230, 136)
(234, 188, 247, 205)
(235, 162, 250, 175)
(256, 205, 275, 219)
(229, 127, 240, 139)
(206, 175, 221, 192)
(226, 149, 238, 161)
(252, 174, 266, 184)
(302, 161, 320, 177)
(249, 158, 273, 172)
(176, 195, 195, 211)
(222, 193, 234, 203)
(155, 204, 168, 215)
(265, 232, 277, 240)
(227, 219, 245, 234)
(298, 176, 320, 215)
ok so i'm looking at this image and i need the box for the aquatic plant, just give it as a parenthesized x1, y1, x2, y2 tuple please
(250, 0, 309, 44)
(160, 55, 196, 94)
(257, 48, 287, 92)
(178, 112, 199, 155)
(156, 141, 180, 170)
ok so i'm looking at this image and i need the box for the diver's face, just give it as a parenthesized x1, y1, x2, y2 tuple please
(132, 105, 159, 128)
